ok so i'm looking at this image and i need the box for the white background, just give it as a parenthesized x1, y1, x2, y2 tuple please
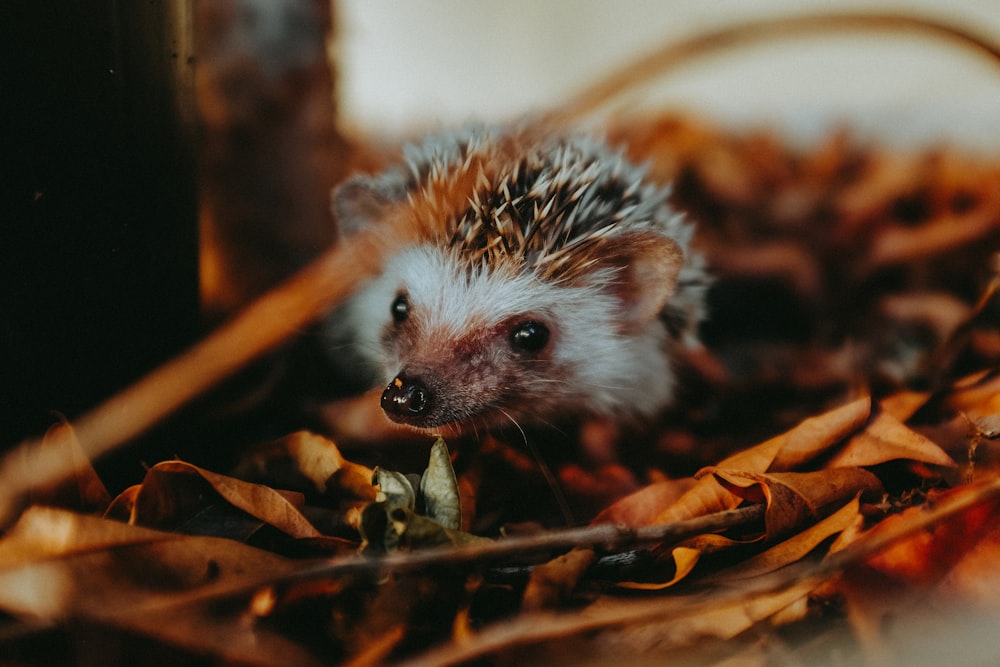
(334, 1, 1000, 151)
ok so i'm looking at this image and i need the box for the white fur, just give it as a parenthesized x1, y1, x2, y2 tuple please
(345, 243, 674, 422)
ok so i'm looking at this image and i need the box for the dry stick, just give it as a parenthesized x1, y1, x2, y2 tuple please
(103, 504, 766, 621)
(544, 12, 1000, 128)
(0, 223, 401, 528)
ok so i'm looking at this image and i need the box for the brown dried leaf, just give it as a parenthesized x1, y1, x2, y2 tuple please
(233, 430, 375, 499)
(0, 506, 316, 665)
(945, 370, 1000, 420)
(714, 468, 882, 540)
(828, 406, 955, 469)
(0, 506, 294, 618)
(836, 483, 1000, 589)
(879, 389, 931, 422)
(707, 497, 862, 582)
(591, 477, 698, 526)
(615, 546, 704, 591)
(651, 476, 743, 526)
(593, 400, 877, 590)
(866, 200, 1000, 270)
(765, 396, 873, 472)
(126, 460, 323, 539)
(522, 547, 598, 610)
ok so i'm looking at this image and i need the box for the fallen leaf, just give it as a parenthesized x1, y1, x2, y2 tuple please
(420, 438, 462, 531)
(125, 460, 324, 539)
(616, 546, 703, 591)
(878, 390, 931, 422)
(945, 370, 1000, 420)
(522, 547, 598, 610)
(232, 430, 375, 499)
(0, 506, 295, 619)
(766, 396, 873, 472)
(591, 477, 698, 526)
(652, 476, 743, 525)
(707, 497, 862, 582)
(714, 468, 882, 540)
(839, 483, 1000, 588)
(828, 406, 956, 469)
(694, 397, 871, 476)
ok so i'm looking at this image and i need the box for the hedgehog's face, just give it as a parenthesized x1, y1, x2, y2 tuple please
(352, 244, 676, 433)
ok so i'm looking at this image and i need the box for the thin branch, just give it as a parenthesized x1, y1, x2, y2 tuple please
(100, 504, 764, 621)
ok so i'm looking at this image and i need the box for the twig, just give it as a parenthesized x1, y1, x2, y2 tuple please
(103, 504, 765, 621)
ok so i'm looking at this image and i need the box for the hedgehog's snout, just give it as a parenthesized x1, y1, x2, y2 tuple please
(381, 374, 432, 420)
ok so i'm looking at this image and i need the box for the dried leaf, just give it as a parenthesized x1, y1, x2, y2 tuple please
(708, 497, 862, 582)
(766, 396, 873, 472)
(283, 430, 375, 499)
(359, 504, 486, 553)
(421, 438, 462, 531)
(0, 506, 295, 620)
(233, 430, 376, 500)
(126, 460, 324, 539)
(616, 546, 702, 591)
(945, 370, 1000, 420)
(373, 468, 419, 509)
(838, 483, 1000, 588)
(828, 406, 955, 469)
(522, 547, 598, 610)
(879, 390, 931, 422)
(591, 477, 698, 526)
(652, 476, 743, 525)
(714, 468, 882, 540)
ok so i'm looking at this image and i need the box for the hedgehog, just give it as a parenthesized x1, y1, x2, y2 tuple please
(321, 124, 708, 434)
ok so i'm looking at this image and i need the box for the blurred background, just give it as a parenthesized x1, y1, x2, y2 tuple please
(336, 0, 1000, 149)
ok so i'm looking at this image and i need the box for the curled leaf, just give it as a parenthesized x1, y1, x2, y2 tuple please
(421, 438, 461, 531)
(373, 468, 419, 510)
(714, 468, 882, 540)
(362, 439, 476, 553)
(697, 396, 872, 476)
(124, 460, 323, 540)
(359, 504, 486, 553)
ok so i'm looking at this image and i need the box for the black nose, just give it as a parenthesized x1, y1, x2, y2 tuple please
(381, 375, 432, 417)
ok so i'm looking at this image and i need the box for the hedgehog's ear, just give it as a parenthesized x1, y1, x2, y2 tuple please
(332, 174, 406, 237)
(597, 232, 684, 333)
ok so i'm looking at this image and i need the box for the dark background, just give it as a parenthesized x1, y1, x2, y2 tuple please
(0, 2, 200, 478)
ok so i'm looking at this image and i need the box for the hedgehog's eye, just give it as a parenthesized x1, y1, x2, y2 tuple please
(510, 320, 550, 354)
(391, 293, 410, 323)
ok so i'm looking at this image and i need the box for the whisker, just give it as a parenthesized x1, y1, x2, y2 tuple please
(499, 409, 576, 527)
